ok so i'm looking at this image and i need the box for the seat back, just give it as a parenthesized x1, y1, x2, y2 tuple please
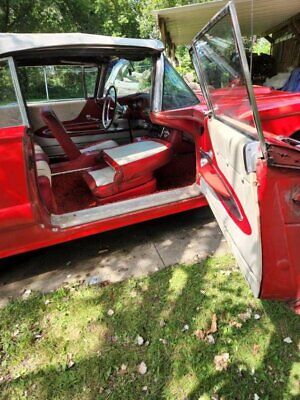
(40, 107, 81, 160)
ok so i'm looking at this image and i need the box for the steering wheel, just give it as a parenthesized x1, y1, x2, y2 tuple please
(102, 85, 118, 129)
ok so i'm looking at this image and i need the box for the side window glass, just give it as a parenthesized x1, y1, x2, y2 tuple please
(19, 65, 97, 102)
(45, 66, 84, 100)
(0, 60, 23, 128)
(193, 12, 258, 129)
(105, 58, 152, 97)
(162, 59, 199, 111)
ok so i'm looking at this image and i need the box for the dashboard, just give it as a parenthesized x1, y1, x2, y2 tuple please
(119, 92, 151, 120)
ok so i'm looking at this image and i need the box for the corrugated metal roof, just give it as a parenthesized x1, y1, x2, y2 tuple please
(154, 0, 300, 46)
(0, 33, 164, 57)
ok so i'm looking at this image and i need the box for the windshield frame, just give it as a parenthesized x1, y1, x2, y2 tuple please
(190, 1, 266, 157)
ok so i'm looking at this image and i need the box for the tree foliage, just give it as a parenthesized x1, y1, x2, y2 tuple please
(0, 0, 206, 37)
(0, 0, 212, 75)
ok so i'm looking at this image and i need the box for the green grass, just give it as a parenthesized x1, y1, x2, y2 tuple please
(0, 255, 299, 399)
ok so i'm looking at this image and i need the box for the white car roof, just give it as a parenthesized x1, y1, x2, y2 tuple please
(0, 33, 164, 56)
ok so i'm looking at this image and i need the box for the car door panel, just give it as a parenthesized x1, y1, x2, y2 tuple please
(0, 58, 36, 232)
(202, 117, 262, 295)
(190, 1, 265, 296)
(191, 1, 300, 307)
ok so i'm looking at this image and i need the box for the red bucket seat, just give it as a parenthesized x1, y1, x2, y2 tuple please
(82, 138, 172, 203)
(40, 107, 118, 171)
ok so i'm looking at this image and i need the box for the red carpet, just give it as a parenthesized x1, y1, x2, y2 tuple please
(51, 153, 196, 214)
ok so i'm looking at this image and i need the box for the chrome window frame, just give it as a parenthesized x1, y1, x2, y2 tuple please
(190, 1, 267, 157)
(0, 57, 29, 127)
(152, 52, 164, 112)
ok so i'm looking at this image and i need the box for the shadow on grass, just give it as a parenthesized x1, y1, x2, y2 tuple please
(0, 256, 299, 400)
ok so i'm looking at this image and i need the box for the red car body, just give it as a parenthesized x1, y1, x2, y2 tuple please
(0, 2, 299, 313)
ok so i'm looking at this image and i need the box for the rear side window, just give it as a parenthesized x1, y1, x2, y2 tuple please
(162, 58, 199, 111)
(19, 65, 98, 103)
(0, 59, 23, 128)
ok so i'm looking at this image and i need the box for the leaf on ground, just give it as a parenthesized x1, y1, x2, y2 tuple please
(209, 314, 218, 334)
(137, 361, 147, 375)
(194, 329, 206, 340)
(12, 329, 20, 338)
(206, 334, 215, 344)
(194, 314, 218, 341)
(159, 338, 167, 345)
(119, 364, 127, 375)
(253, 344, 260, 354)
(22, 289, 32, 299)
(238, 308, 252, 322)
(214, 353, 230, 371)
(229, 320, 242, 329)
(283, 337, 293, 344)
(66, 353, 75, 369)
(136, 335, 144, 346)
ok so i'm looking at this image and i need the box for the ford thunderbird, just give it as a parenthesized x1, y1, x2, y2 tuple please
(0, 2, 299, 312)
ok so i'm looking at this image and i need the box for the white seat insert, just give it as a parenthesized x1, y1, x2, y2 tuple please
(103, 141, 167, 165)
(34, 144, 52, 183)
(80, 139, 118, 154)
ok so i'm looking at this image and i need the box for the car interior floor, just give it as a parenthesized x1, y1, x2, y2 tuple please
(51, 149, 196, 215)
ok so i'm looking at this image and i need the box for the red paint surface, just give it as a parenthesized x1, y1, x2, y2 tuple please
(1, 85, 300, 312)
(257, 160, 300, 304)
(0, 126, 35, 230)
(0, 194, 207, 259)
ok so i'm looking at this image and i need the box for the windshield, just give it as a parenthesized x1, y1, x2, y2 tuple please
(193, 13, 256, 128)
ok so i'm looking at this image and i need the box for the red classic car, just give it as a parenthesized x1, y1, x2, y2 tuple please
(0, 2, 299, 312)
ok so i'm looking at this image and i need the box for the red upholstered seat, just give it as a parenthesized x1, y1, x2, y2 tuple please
(82, 138, 172, 200)
(40, 107, 118, 171)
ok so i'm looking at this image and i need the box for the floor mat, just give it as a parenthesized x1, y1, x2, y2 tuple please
(156, 152, 196, 190)
(52, 152, 196, 214)
(52, 172, 98, 214)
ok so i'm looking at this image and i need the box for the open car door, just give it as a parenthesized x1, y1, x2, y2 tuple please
(190, 1, 300, 307)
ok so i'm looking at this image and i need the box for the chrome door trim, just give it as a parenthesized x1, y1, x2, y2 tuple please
(152, 52, 164, 112)
(190, 1, 267, 158)
(2, 57, 30, 127)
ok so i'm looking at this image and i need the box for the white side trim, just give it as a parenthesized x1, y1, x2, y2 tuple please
(36, 160, 52, 183)
(80, 140, 118, 153)
(104, 141, 167, 165)
(88, 166, 115, 187)
(51, 183, 202, 229)
(34, 144, 46, 155)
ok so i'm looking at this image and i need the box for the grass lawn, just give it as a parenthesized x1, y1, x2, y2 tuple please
(0, 255, 299, 399)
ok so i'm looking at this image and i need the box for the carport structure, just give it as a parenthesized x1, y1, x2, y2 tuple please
(154, 0, 300, 71)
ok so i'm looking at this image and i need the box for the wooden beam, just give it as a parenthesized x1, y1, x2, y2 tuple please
(158, 17, 167, 48)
